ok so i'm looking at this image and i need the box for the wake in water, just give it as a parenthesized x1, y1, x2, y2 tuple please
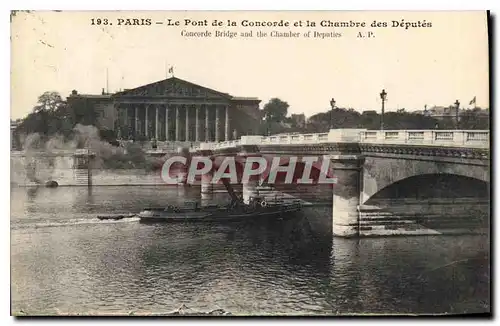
(11, 216, 140, 230)
(11, 189, 314, 231)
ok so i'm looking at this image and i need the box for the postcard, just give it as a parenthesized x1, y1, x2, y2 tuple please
(10, 10, 490, 316)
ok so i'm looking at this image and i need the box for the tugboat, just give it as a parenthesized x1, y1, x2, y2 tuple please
(138, 179, 302, 223)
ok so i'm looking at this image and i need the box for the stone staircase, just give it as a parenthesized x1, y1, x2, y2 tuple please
(74, 169, 90, 186)
(357, 204, 488, 236)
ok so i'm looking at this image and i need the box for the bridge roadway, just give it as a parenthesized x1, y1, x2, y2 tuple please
(190, 129, 490, 237)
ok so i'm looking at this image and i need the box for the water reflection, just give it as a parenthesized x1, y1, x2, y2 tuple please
(10, 186, 490, 315)
(26, 187, 40, 200)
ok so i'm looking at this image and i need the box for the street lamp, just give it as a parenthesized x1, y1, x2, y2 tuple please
(454, 100, 460, 129)
(329, 98, 336, 130)
(380, 89, 387, 130)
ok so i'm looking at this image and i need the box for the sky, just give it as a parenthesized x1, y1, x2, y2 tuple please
(10, 11, 489, 119)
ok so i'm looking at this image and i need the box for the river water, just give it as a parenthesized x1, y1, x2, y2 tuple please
(10, 186, 490, 315)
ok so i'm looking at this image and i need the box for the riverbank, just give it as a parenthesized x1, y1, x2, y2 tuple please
(11, 168, 166, 187)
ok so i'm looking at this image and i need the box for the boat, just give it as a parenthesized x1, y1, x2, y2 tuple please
(97, 213, 135, 221)
(138, 178, 302, 223)
(138, 197, 302, 223)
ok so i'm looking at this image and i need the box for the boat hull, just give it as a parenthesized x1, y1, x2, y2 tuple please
(138, 206, 302, 223)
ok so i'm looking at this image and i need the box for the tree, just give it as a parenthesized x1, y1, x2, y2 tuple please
(359, 110, 380, 129)
(439, 116, 456, 130)
(13, 91, 111, 149)
(33, 91, 65, 113)
(459, 109, 490, 130)
(306, 108, 361, 132)
(262, 98, 289, 123)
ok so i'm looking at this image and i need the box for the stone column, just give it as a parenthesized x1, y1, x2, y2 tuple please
(195, 105, 200, 142)
(205, 105, 210, 141)
(165, 105, 170, 141)
(145, 105, 149, 138)
(123, 106, 129, 139)
(116, 106, 122, 139)
(134, 106, 139, 138)
(225, 105, 230, 141)
(155, 105, 159, 140)
(175, 105, 181, 141)
(215, 105, 221, 142)
(185, 105, 190, 141)
(113, 103, 119, 136)
(330, 155, 365, 237)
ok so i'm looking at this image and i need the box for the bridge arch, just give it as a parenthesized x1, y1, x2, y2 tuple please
(361, 156, 489, 204)
(364, 173, 489, 205)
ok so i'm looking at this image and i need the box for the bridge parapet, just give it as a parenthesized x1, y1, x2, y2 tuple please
(190, 129, 489, 152)
(360, 130, 489, 148)
(190, 129, 367, 152)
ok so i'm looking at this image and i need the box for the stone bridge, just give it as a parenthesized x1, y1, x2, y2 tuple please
(190, 129, 490, 237)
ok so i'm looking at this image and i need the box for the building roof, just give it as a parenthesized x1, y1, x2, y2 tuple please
(112, 76, 260, 102)
(67, 88, 113, 100)
(69, 94, 113, 99)
(231, 96, 260, 102)
(66, 77, 260, 104)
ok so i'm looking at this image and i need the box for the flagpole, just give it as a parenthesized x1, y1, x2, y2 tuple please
(168, 66, 175, 78)
(469, 96, 477, 110)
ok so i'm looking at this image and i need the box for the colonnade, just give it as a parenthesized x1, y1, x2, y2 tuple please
(115, 103, 231, 142)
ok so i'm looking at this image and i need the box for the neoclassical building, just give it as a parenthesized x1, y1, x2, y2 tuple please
(67, 77, 261, 142)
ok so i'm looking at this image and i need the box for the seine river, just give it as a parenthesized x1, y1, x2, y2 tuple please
(10, 186, 490, 315)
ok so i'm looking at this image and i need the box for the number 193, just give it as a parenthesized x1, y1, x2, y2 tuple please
(91, 18, 110, 25)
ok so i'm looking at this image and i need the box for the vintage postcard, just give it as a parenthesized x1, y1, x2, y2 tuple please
(10, 11, 490, 316)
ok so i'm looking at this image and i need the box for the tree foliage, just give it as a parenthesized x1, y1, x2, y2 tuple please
(13, 91, 111, 149)
(263, 98, 289, 123)
(258, 98, 291, 135)
(32, 92, 65, 113)
(459, 108, 489, 130)
(256, 100, 490, 135)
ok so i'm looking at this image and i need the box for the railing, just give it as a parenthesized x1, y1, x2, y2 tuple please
(190, 129, 489, 151)
(13, 130, 488, 155)
(190, 131, 346, 152)
(467, 131, 489, 141)
(359, 130, 489, 148)
(263, 133, 330, 144)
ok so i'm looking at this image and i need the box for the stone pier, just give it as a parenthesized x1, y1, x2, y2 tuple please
(201, 171, 214, 206)
(242, 179, 259, 204)
(330, 155, 365, 237)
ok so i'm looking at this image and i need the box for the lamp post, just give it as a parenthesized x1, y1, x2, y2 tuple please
(329, 98, 336, 130)
(454, 100, 460, 129)
(380, 89, 387, 131)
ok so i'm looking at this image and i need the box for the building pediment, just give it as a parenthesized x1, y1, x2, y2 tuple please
(113, 77, 232, 99)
